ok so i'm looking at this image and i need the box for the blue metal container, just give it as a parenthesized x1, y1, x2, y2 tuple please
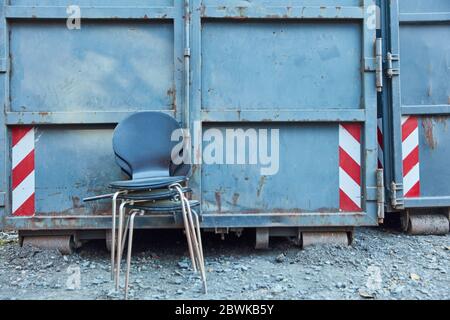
(381, 0, 450, 233)
(0, 0, 383, 245)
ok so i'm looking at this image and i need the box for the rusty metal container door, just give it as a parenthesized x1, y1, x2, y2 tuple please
(0, 0, 382, 232)
(0, 1, 184, 230)
(190, 0, 381, 228)
(388, 0, 450, 209)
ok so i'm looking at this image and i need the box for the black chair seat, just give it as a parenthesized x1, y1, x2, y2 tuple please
(110, 176, 187, 191)
(117, 187, 191, 201)
(126, 200, 200, 212)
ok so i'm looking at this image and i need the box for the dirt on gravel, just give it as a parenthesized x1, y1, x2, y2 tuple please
(0, 227, 449, 300)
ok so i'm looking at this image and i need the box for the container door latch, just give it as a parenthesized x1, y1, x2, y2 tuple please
(386, 52, 400, 78)
(375, 38, 383, 92)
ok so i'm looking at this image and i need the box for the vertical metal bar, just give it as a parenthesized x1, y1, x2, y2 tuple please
(375, 38, 383, 92)
(377, 168, 385, 222)
(389, 0, 405, 200)
(184, 0, 190, 129)
(363, 0, 379, 223)
(0, 0, 9, 226)
(378, 0, 394, 211)
(173, 1, 184, 123)
(190, 0, 202, 209)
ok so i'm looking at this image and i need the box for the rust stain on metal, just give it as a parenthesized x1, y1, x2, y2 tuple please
(215, 191, 222, 212)
(422, 117, 437, 149)
(232, 193, 240, 206)
(191, 164, 198, 176)
(167, 87, 176, 114)
(237, 6, 247, 17)
(71, 196, 82, 209)
(257, 176, 267, 197)
(200, 5, 206, 17)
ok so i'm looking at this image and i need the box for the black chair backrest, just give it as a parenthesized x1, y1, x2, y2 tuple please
(113, 112, 184, 179)
(114, 153, 191, 178)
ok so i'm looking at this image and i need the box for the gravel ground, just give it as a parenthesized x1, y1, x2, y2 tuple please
(0, 226, 449, 300)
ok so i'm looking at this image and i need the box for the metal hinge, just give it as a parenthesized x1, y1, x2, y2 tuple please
(375, 38, 383, 92)
(376, 169, 385, 223)
(386, 52, 400, 78)
(390, 182, 404, 209)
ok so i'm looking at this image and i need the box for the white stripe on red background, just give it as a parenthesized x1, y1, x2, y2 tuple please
(12, 126, 35, 216)
(339, 123, 362, 212)
(401, 116, 420, 198)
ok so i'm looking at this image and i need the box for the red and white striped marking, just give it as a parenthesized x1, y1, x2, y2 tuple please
(12, 127, 35, 216)
(377, 118, 384, 169)
(339, 123, 362, 212)
(402, 116, 420, 198)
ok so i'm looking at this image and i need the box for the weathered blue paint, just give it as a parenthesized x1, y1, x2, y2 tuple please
(0, 0, 381, 231)
(385, 0, 450, 210)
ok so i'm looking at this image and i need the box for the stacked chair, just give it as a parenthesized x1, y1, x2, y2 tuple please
(84, 112, 207, 299)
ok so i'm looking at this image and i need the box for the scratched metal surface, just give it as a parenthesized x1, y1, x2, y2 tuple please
(11, 0, 173, 5)
(399, 24, 449, 107)
(201, 124, 339, 214)
(0, 0, 381, 229)
(202, 20, 362, 110)
(385, 0, 450, 208)
(418, 118, 450, 198)
(10, 20, 175, 112)
(399, 0, 450, 13)
(33, 126, 126, 216)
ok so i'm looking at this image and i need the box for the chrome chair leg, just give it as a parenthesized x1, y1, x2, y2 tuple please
(192, 209, 205, 268)
(125, 210, 140, 300)
(172, 185, 197, 272)
(185, 200, 207, 294)
(111, 192, 122, 280)
(184, 198, 201, 266)
(116, 201, 129, 290)
(120, 215, 131, 258)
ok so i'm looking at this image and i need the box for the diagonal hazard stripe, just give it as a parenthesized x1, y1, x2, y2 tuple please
(403, 146, 419, 177)
(12, 193, 35, 217)
(402, 116, 418, 142)
(12, 150, 35, 189)
(405, 181, 420, 198)
(12, 126, 33, 147)
(403, 163, 420, 197)
(12, 128, 35, 168)
(12, 171, 35, 213)
(339, 125, 361, 166)
(339, 189, 361, 212)
(339, 168, 361, 210)
(341, 123, 361, 143)
(339, 147, 361, 185)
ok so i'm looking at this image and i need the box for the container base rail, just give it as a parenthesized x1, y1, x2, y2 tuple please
(400, 210, 450, 236)
(19, 231, 84, 255)
(253, 227, 353, 250)
(17, 227, 354, 254)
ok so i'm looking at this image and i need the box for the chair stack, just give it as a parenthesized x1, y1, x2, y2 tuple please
(84, 112, 207, 299)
